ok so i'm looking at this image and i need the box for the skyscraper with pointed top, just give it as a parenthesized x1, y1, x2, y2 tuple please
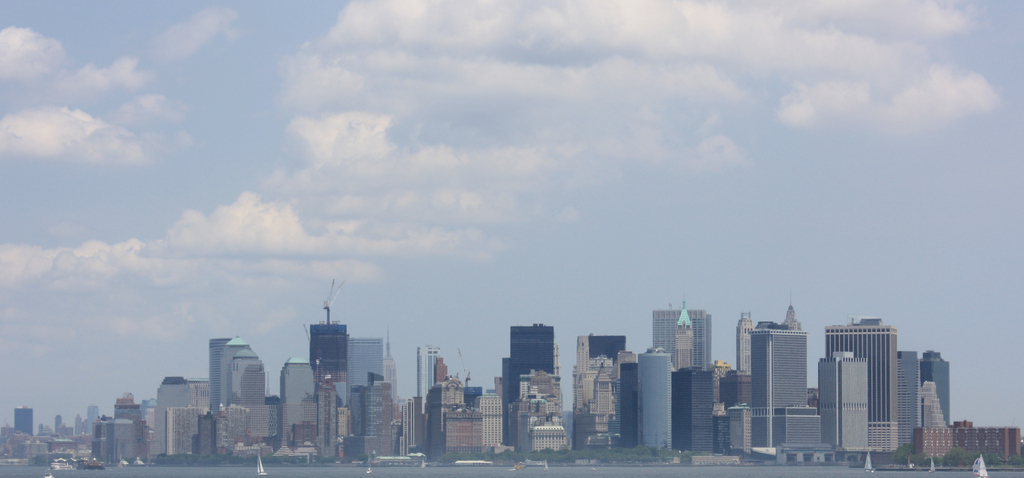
(784, 303, 801, 331)
(674, 301, 694, 370)
(383, 329, 398, 402)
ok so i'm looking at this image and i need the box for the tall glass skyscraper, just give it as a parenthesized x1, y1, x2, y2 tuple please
(638, 348, 672, 449)
(208, 338, 231, 412)
(751, 321, 810, 447)
(309, 323, 348, 384)
(502, 324, 555, 445)
(14, 407, 32, 436)
(919, 350, 950, 427)
(416, 345, 440, 398)
(348, 337, 384, 388)
(896, 351, 920, 445)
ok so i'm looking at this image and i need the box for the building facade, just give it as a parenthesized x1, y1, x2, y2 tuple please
(154, 376, 191, 455)
(280, 357, 317, 446)
(671, 368, 713, 452)
(750, 321, 811, 447)
(417, 345, 441, 399)
(348, 337, 384, 388)
(309, 324, 348, 385)
(919, 351, 950, 427)
(638, 348, 672, 449)
(818, 352, 868, 451)
(914, 421, 1020, 458)
(896, 351, 920, 446)
(208, 338, 231, 413)
(736, 313, 753, 376)
(502, 324, 555, 446)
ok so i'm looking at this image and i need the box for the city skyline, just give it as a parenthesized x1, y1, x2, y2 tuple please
(1, 0, 1021, 433)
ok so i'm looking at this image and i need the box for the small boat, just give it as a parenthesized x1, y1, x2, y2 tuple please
(543, 460, 548, 471)
(864, 451, 874, 473)
(514, 462, 525, 470)
(420, 460, 426, 468)
(257, 454, 267, 476)
(43, 472, 53, 478)
(929, 458, 935, 473)
(132, 458, 145, 466)
(49, 459, 74, 471)
(118, 459, 128, 467)
(973, 455, 988, 477)
(366, 465, 372, 474)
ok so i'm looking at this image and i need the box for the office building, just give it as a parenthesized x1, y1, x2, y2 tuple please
(154, 376, 191, 456)
(689, 307, 712, 371)
(208, 338, 231, 413)
(434, 357, 449, 383)
(572, 334, 626, 450)
(502, 324, 555, 445)
(825, 317, 899, 451)
(188, 378, 210, 411)
(348, 337, 384, 388)
(896, 351, 920, 445)
(750, 321, 810, 447)
(310, 323, 348, 385)
(166, 406, 203, 455)
(618, 360, 640, 448)
(784, 304, 801, 330)
(217, 337, 252, 409)
(819, 352, 868, 450)
(86, 405, 99, 437)
(914, 421, 1021, 458)
(671, 368, 713, 452)
(919, 351, 950, 427)
(921, 381, 945, 427)
(674, 320, 694, 370)
(280, 358, 317, 446)
(728, 405, 752, 454)
(230, 348, 269, 437)
(654, 302, 712, 371)
(719, 370, 751, 409)
(316, 379, 338, 458)
(736, 313, 753, 375)
(400, 397, 425, 455)
(417, 345, 441, 398)
(477, 393, 502, 447)
(638, 348, 672, 449)
(382, 332, 397, 401)
(14, 407, 32, 436)
(653, 308, 680, 358)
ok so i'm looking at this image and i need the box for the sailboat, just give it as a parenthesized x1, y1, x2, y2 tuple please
(864, 451, 875, 473)
(420, 460, 426, 468)
(543, 460, 549, 471)
(256, 454, 267, 476)
(973, 455, 988, 477)
(929, 458, 935, 473)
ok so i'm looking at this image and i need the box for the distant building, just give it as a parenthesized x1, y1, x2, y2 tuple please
(572, 334, 626, 450)
(230, 348, 269, 438)
(712, 404, 731, 455)
(188, 378, 210, 412)
(14, 407, 32, 436)
(818, 352, 868, 451)
(196, 412, 217, 455)
(208, 338, 231, 412)
(728, 405, 751, 455)
(825, 317, 898, 451)
(719, 371, 751, 409)
(280, 357, 317, 447)
(434, 357, 449, 384)
(914, 421, 1021, 458)
(920, 381, 945, 427)
(671, 368, 713, 452)
(919, 351, 950, 427)
(711, 360, 731, 402)
(509, 371, 564, 452)
(689, 307, 713, 371)
(502, 324, 555, 445)
(618, 360, 640, 448)
(316, 379, 338, 458)
(736, 313, 753, 375)
(166, 406, 203, 455)
(348, 337, 384, 388)
(309, 324, 348, 385)
(154, 377, 191, 455)
(382, 332, 398, 401)
(476, 393, 502, 447)
(417, 345, 441, 399)
(751, 320, 812, 447)
(654, 302, 712, 371)
(784, 304, 801, 331)
(400, 397, 424, 455)
(638, 348, 672, 449)
(896, 351, 920, 445)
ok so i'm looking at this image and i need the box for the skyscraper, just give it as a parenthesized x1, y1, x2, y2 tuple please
(671, 368, 713, 452)
(417, 345, 441, 398)
(218, 337, 252, 409)
(310, 323, 348, 385)
(896, 351, 920, 445)
(673, 317, 694, 371)
(784, 304, 801, 330)
(86, 405, 98, 436)
(280, 357, 316, 445)
(825, 317, 899, 451)
(638, 348, 672, 449)
(750, 321, 811, 447)
(153, 376, 191, 456)
(188, 379, 210, 411)
(230, 348, 269, 437)
(654, 302, 711, 370)
(689, 307, 712, 371)
(316, 379, 338, 458)
(735, 313, 753, 375)
(618, 360, 640, 448)
(919, 351, 950, 427)
(572, 334, 626, 449)
(653, 308, 680, 358)
(502, 324, 555, 445)
(14, 407, 32, 436)
(920, 381, 945, 427)
(383, 331, 398, 401)
(819, 351, 868, 450)
(348, 337, 384, 388)
(208, 338, 231, 413)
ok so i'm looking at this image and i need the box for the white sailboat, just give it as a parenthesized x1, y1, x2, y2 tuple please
(973, 455, 988, 477)
(864, 451, 875, 473)
(929, 458, 935, 473)
(256, 454, 267, 476)
(420, 460, 426, 468)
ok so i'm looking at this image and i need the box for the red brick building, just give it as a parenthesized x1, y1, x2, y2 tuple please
(914, 421, 1021, 458)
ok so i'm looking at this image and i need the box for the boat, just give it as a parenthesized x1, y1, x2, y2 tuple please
(514, 462, 525, 470)
(544, 460, 549, 471)
(257, 454, 267, 476)
(132, 458, 145, 466)
(44, 472, 53, 478)
(366, 465, 372, 474)
(973, 455, 988, 477)
(930, 458, 935, 473)
(420, 460, 426, 468)
(49, 459, 74, 471)
(864, 451, 874, 473)
(118, 459, 128, 467)
(80, 460, 105, 470)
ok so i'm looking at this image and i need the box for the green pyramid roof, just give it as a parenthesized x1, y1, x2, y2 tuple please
(285, 357, 309, 365)
(225, 337, 248, 346)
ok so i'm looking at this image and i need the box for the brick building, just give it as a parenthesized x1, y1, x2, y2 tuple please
(913, 421, 1021, 458)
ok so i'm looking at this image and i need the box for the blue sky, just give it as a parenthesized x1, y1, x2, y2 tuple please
(1, 1, 1021, 428)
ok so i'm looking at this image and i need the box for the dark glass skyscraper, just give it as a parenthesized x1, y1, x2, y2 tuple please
(208, 338, 231, 413)
(671, 368, 714, 452)
(618, 362, 640, 448)
(502, 324, 555, 445)
(310, 323, 349, 384)
(919, 350, 950, 427)
(14, 407, 32, 436)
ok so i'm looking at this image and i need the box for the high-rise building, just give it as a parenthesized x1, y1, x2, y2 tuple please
(166, 406, 203, 455)
(638, 348, 672, 449)
(689, 307, 712, 371)
(784, 304, 801, 330)
(502, 324, 555, 445)
(819, 351, 868, 450)
(728, 404, 752, 454)
(14, 407, 32, 436)
(671, 368, 713, 452)
(382, 331, 397, 401)
(653, 308, 680, 358)
(400, 396, 425, 455)
(750, 321, 811, 447)
(86, 405, 98, 437)
(316, 379, 339, 458)
(188, 379, 210, 411)
(230, 348, 269, 437)
(719, 371, 751, 409)
(348, 337, 384, 388)
(417, 345, 441, 398)
(434, 357, 449, 384)
(736, 313, 753, 375)
(618, 360, 640, 448)
(218, 337, 252, 410)
(896, 351, 920, 445)
(207, 338, 231, 413)
(280, 357, 316, 446)
(919, 351, 950, 427)
(920, 381, 945, 427)
(477, 393, 502, 447)
(310, 323, 348, 385)
(825, 317, 899, 451)
(674, 321, 694, 371)
(572, 334, 625, 450)
(154, 377, 190, 455)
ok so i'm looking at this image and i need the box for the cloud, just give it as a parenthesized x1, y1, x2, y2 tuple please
(58, 56, 153, 92)
(153, 6, 239, 61)
(777, 65, 997, 133)
(0, 26, 65, 80)
(112, 94, 189, 125)
(0, 106, 150, 164)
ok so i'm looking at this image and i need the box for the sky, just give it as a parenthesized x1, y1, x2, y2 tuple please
(1, 1, 1022, 429)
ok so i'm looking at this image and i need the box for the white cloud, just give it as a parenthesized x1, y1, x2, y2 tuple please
(112, 94, 189, 125)
(0, 26, 65, 80)
(58, 56, 153, 92)
(0, 106, 149, 164)
(153, 6, 239, 61)
(777, 66, 997, 133)
(691, 134, 747, 172)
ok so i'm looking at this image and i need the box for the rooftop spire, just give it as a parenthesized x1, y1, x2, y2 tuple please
(678, 299, 691, 326)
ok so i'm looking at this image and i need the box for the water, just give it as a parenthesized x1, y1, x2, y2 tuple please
(0, 466, 1015, 478)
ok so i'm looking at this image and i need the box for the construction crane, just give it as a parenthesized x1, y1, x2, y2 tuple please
(323, 279, 344, 324)
(457, 348, 471, 388)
